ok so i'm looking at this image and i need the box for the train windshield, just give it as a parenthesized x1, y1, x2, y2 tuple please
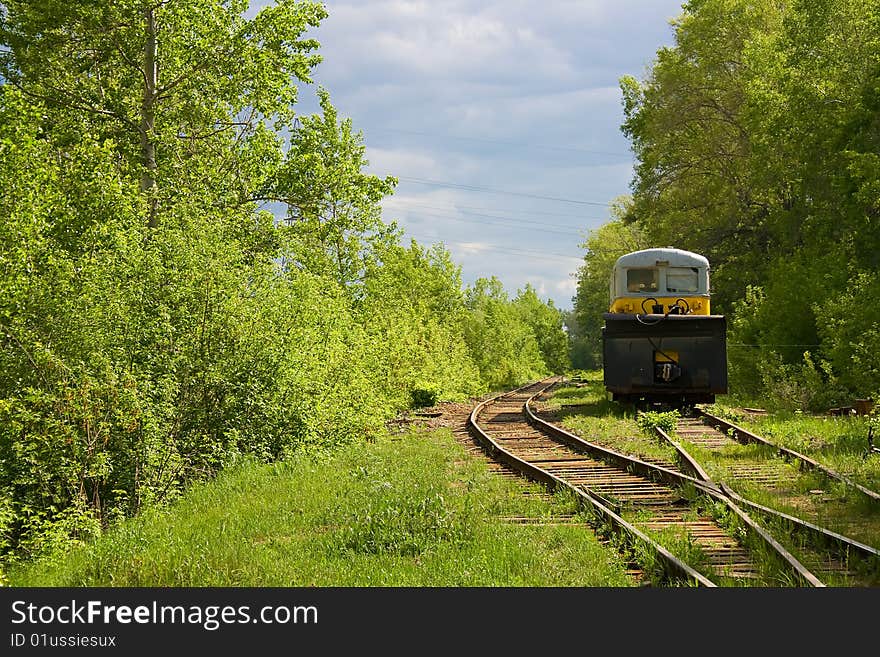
(626, 268, 658, 292)
(666, 267, 699, 293)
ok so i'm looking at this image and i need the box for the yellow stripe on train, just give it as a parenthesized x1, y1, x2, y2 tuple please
(608, 296, 710, 315)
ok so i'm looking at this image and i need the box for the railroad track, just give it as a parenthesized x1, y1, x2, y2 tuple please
(688, 409, 880, 503)
(528, 378, 879, 585)
(468, 378, 825, 587)
(650, 410, 880, 585)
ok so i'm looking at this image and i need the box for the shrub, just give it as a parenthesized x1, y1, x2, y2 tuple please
(636, 410, 680, 435)
(409, 385, 440, 409)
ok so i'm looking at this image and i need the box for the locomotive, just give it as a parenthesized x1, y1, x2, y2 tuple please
(602, 247, 727, 407)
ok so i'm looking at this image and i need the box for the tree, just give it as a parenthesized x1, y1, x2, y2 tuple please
(620, 0, 786, 312)
(0, 0, 327, 227)
(0, 0, 349, 563)
(618, 0, 880, 404)
(271, 88, 397, 285)
(572, 200, 647, 368)
(358, 240, 482, 407)
(463, 278, 546, 389)
(513, 285, 569, 374)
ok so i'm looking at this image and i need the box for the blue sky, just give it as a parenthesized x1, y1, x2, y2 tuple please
(282, 0, 686, 310)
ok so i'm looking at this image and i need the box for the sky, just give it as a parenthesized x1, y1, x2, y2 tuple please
(279, 0, 687, 310)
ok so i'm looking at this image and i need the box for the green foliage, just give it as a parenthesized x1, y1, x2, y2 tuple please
(513, 284, 569, 374)
(620, 0, 786, 314)
(409, 386, 440, 409)
(636, 410, 681, 435)
(598, 0, 880, 406)
(0, 0, 328, 227)
(0, 1, 572, 570)
(756, 351, 849, 412)
(463, 277, 551, 389)
(358, 240, 483, 408)
(726, 277, 850, 411)
(274, 87, 397, 283)
(815, 271, 880, 398)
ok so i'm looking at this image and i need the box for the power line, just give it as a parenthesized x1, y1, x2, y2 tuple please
(397, 177, 614, 206)
(384, 207, 587, 235)
(402, 212, 582, 237)
(384, 196, 608, 220)
(405, 232, 582, 263)
(383, 198, 609, 221)
(368, 127, 632, 157)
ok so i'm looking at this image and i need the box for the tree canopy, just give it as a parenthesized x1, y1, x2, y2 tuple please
(577, 0, 880, 408)
(0, 1, 569, 573)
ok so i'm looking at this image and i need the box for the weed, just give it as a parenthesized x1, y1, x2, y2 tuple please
(636, 410, 680, 436)
(409, 385, 440, 409)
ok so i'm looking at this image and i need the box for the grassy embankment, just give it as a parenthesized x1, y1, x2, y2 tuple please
(8, 423, 634, 587)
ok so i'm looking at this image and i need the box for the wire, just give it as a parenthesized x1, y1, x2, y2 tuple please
(366, 127, 632, 157)
(388, 209, 584, 236)
(396, 177, 614, 206)
(383, 201, 599, 231)
(383, 199, 609, 220)
(404, 232, 582, 263)
(640, 297, 659, 315)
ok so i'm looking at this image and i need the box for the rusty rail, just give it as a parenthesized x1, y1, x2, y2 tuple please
(468, 378, 714, 587)
(648, 412, 879, 583)
(696, 409, 880, 503)
(470, 378, 827, 586)
(525, 395, 824, 587)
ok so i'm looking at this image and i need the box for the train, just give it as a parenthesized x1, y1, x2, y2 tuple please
(602, 247, 727, 407)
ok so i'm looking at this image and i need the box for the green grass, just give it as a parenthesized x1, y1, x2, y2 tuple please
(745, 412, 880, 492)
(699, 402, 880, 528)
(693, 448, 880, 562)
(7, 426, 634, 587)
(538, 373, 681, 466)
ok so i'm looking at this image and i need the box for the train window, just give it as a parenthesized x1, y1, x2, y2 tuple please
(626, 268, 658, 292)
(667, 267, 699, 293)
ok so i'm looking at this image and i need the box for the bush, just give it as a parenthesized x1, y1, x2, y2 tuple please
(636, 410, 680, 435)
(409, 385, 440, 409)
(757, 351, 849, 413)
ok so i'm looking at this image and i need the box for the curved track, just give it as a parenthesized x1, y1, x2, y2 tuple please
(469, 378, 825, 587)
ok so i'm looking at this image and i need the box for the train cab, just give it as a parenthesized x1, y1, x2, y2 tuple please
(602, 248, 727, 406)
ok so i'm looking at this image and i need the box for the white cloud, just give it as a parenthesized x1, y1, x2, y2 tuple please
(363, 146, 440, 179)
(555, 277, 578, 295)
(456, 241, 490, 256)
(322, 1, 581, 86)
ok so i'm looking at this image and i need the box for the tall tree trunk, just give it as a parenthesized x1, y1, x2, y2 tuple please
(141, 7, 159, 228)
